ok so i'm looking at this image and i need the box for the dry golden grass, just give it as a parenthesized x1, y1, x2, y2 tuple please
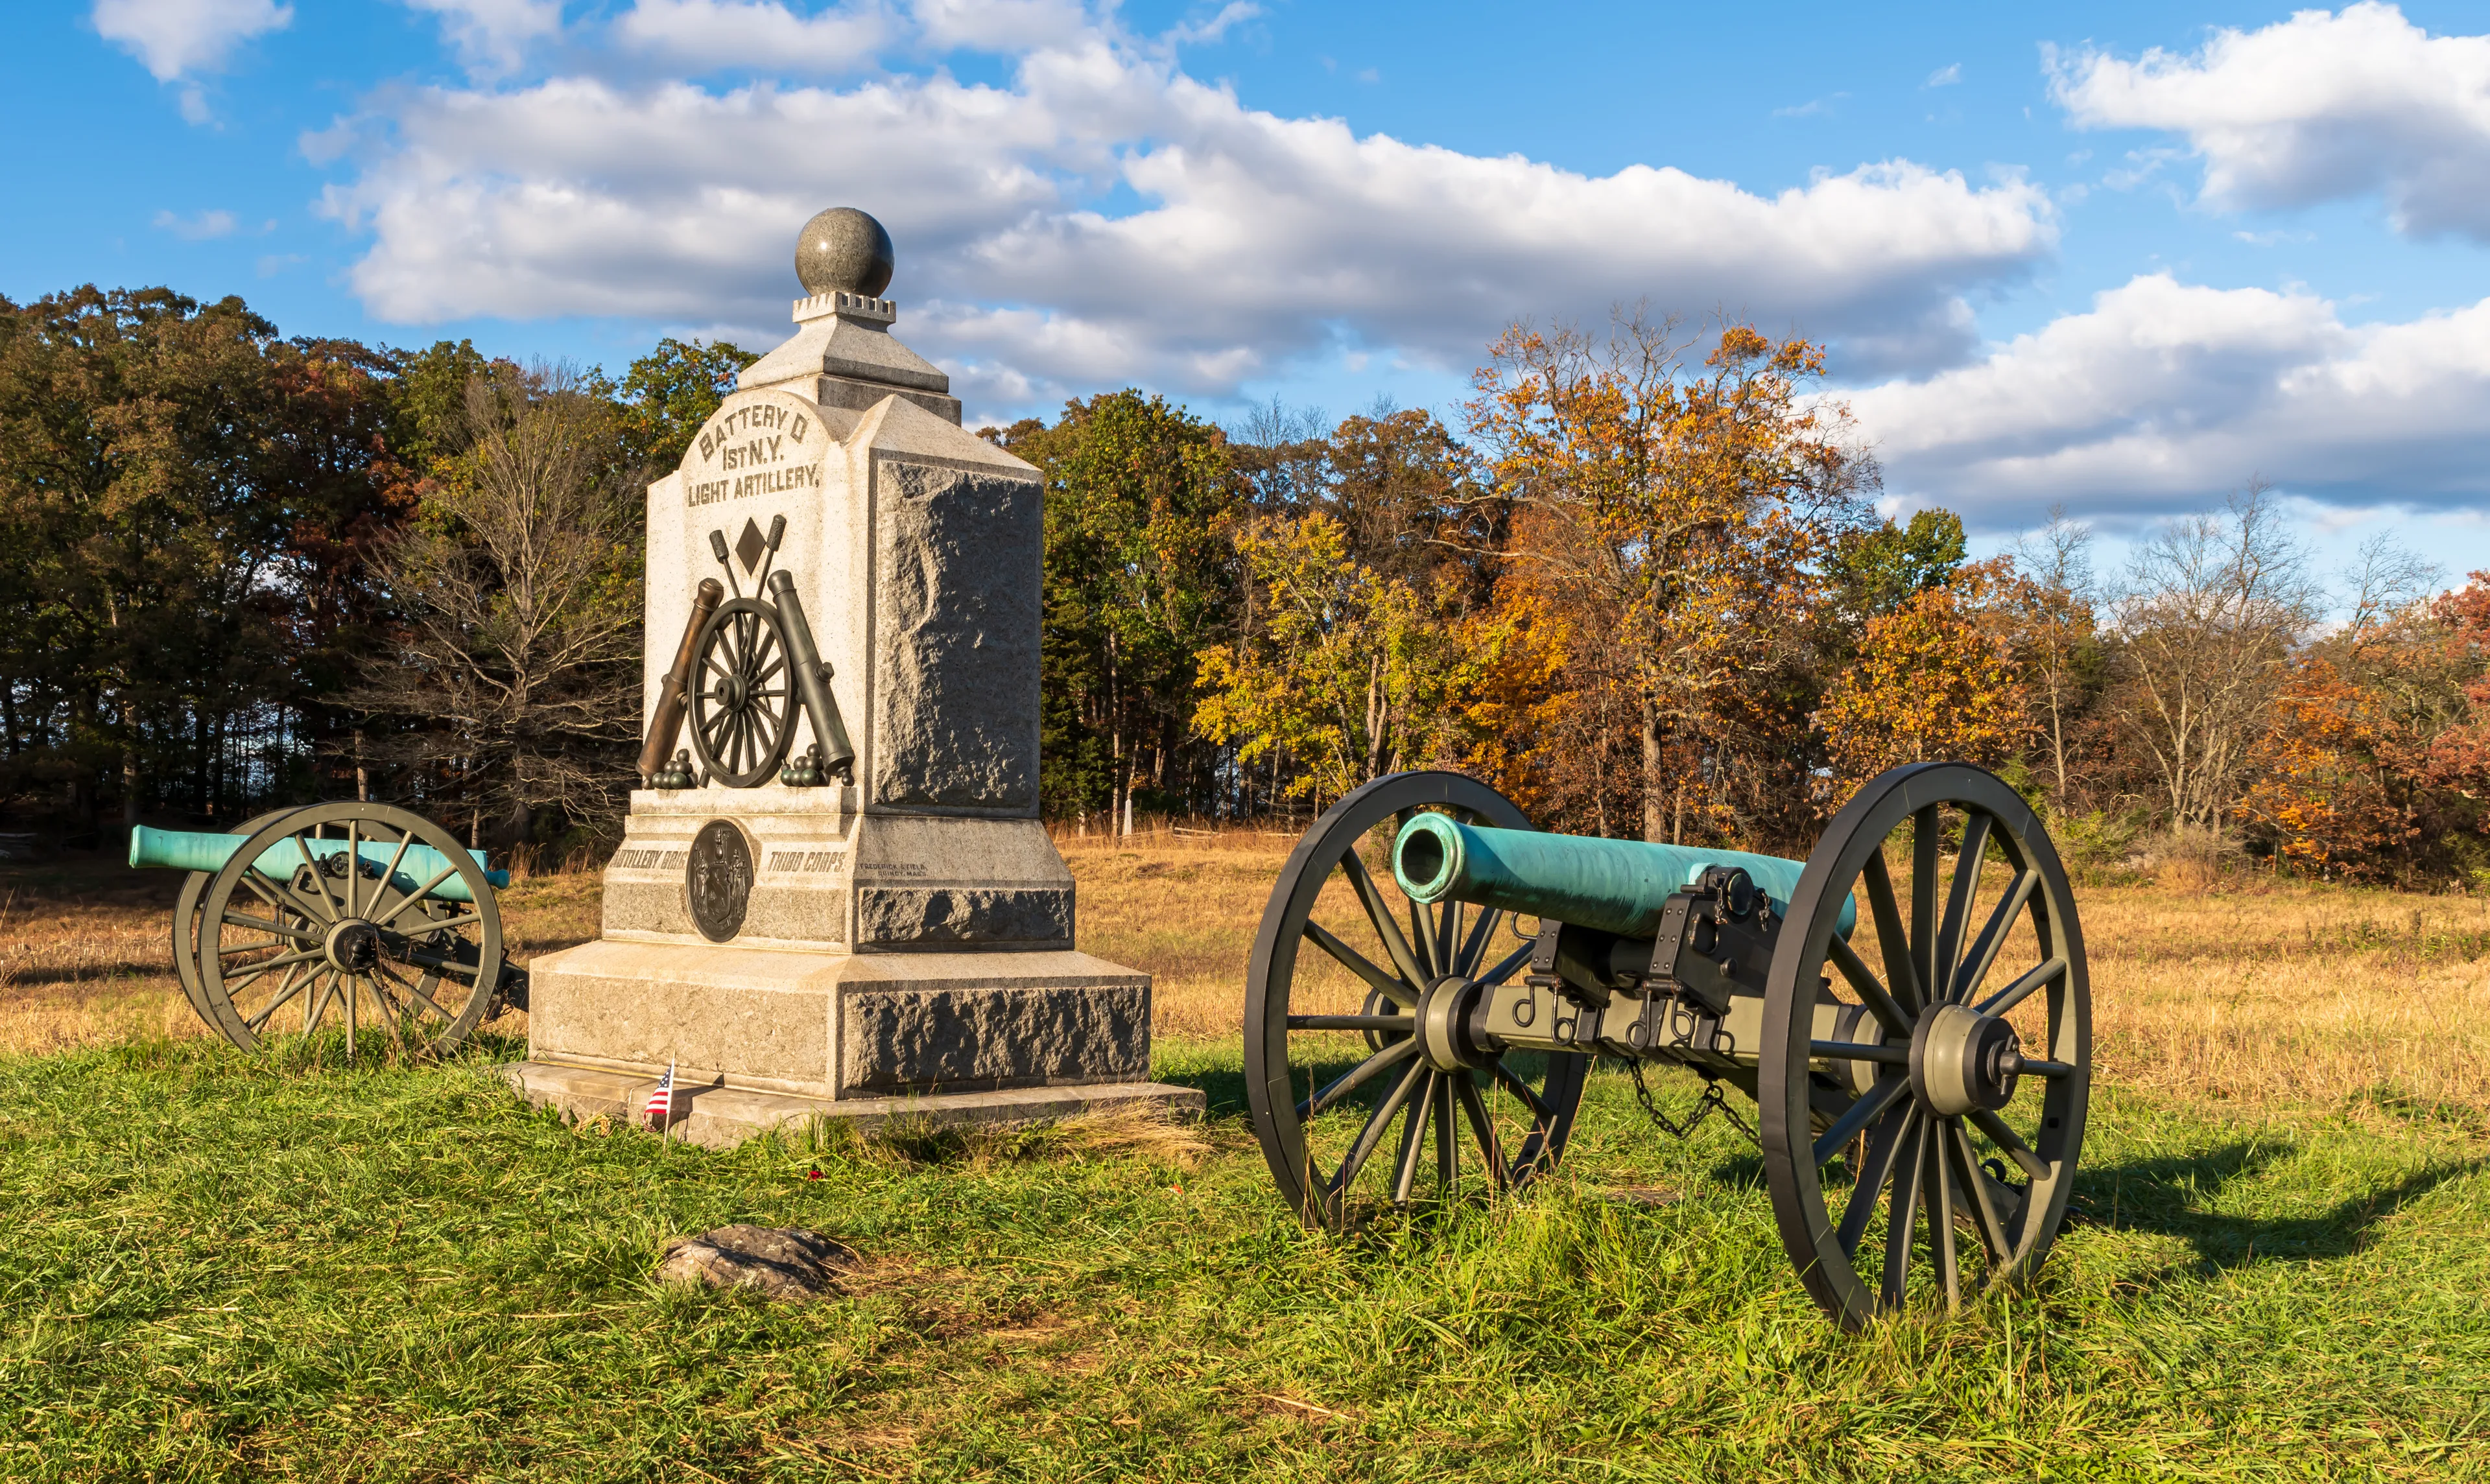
(9, 829, 2485, 1120)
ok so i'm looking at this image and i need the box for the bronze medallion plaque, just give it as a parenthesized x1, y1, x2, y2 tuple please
(686, 819, 753, 942)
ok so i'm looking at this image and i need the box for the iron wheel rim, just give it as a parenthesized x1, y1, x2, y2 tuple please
(198, 801, 505, 1059)
(1761, 761, 2091, 1328)
(1244, 770, 1591, 1229)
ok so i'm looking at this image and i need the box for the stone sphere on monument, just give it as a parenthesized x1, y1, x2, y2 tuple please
(794, 207, 895, 298)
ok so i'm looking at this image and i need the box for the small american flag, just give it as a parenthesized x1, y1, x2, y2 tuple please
(646, 1059, 678, 1127)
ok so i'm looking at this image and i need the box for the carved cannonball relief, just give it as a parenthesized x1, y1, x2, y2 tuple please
(794, 207, 895, 298)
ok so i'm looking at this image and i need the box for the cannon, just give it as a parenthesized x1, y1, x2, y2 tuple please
(650, 514, 857, 790)
(132, 801, 522, 1057)
(1244, 762, 2090, 1328)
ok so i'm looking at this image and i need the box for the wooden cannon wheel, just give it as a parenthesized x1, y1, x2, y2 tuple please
(1761, 762, 2093, 1328)
(1244, 771, 1591, 1229)
(197, 801, 508, 1058)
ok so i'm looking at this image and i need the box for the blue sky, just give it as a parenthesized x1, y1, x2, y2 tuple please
(9, 0, 2490, 590)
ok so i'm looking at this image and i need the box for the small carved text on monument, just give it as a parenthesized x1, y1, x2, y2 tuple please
(765, 850, 848, 873)
(695, 403, 808, 462)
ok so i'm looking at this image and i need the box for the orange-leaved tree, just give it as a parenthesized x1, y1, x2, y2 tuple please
(1819, 559, 2034, 788)
(1464, 310, 1874, 843)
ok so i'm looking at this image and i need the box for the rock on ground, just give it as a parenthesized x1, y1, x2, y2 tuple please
(657, 1225, 859, 1301)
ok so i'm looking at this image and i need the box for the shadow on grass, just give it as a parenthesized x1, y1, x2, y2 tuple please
(2075, 1141, 2486, 1270)
(1159, 1061, 1251, 1120)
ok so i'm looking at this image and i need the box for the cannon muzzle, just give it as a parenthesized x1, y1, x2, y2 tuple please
(128, 825, 507, 903)
(1392, 815, 1853, 938)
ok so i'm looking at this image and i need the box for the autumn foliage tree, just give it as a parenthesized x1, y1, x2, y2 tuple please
(1464, 311, 1875, 845)
(1192, 512, 1471, 805)
(1820, 561, 2034, 789)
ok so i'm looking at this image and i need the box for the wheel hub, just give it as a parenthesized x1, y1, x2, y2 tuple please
(1417, 976, 1490, 1070)
(1910, 1002, 2022, 1115)
(324, 917, 382, 974)
(713, 674, 747, 710)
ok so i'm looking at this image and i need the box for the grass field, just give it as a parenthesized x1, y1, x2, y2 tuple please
(1, 832, 2486, 1481)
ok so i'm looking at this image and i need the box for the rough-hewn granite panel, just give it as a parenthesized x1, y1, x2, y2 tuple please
(872, 460, 1041, 812)
(840, 982, 1148, 1093)
(857, 886, 1070, 946)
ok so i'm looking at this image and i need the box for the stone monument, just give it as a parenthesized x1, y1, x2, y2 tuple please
(506, 209, 1200, 1146)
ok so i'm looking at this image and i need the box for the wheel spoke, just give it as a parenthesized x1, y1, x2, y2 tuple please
(1432, 1074, 1458, 1193)
(1977, 956, 2068, 1019)
(1473, 941, 1534, 989)
(302, 972, 338, 1037)
(1408, 891, 1441, 980)
(1286, 1014, 1410, 1033)
(1340, 849, 1428, 991)
(375, 868, 458, 927)
(1951, 868, 2039, 1004)
(1933, 811, 1993, 1004)
(1329, 1058, 1429, 1196)
(1454, 906, 1502, 977)
(1881, 1114, 1928, 1310)
(217, 907, 319, 945)
(1950, 1120, 2013, 1268)
(1969, 1107, 2052, 1181)
(1388, 1070, 1435, 1203)
(342, 820, 361, 918)
(1454, 1075, 1508, 1191)
(1836, 1104, 1916, 1256)
(1303, 921, 1416, 1007)
(293, 834, 344, 925)
(375, 962, 458, 1024)
(1927, 1122, 1960, 1309)
(220, 947, 326, 980)
(1298, 1037, 1419, 1119)
(1826, 934, 1914, 1038)
(1862, 853, 1927, 1015)
(365, 828, 419, 932)
(241, 963, 313, 1032)
(1489, 1059, 1554, 1124)
(1812, 1074, 1911, 1167)
(755, 654, 785, 685)
(1910, 805, 1941, 1012)
(236, 867, 327, 930)
(362, 976, 414, 1057)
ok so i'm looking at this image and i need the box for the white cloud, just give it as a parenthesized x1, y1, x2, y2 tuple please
(154, 207, 240, 239)
(404, 0, 563, 78)
(2051, 3, 2490, 240)
(614, 0, 893, 71)
(313, 20, 2052, 412)
(912, 0, 1089, 52)
(1848, 272, 2490, 524)
(1925, 63, 1961, 88)
(92, 0, 290, 82)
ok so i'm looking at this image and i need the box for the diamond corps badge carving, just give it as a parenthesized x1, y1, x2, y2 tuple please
(687, 819, 754, 941)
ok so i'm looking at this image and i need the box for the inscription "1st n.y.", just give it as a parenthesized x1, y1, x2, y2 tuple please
(696, 403, 809, 464)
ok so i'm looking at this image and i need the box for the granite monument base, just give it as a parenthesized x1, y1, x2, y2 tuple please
(503, 1059, 1204, 1151)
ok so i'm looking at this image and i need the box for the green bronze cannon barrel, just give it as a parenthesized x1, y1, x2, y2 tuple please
(1392, 814, 1854, 938)
(128, 825, 507, 904)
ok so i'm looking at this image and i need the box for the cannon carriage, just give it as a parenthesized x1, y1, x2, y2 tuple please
(132, 801, 522, 1057)
(1244, 762, 2090, 1328)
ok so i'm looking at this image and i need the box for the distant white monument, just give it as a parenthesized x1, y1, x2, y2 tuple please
(509, 209, 1194, 1143)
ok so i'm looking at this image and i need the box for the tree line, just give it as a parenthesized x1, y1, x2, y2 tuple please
(5, 287, 2485, 882)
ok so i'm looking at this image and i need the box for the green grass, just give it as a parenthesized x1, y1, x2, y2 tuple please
(1, 1035, 2485, 1482)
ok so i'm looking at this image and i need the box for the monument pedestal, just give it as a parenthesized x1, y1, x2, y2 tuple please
(506, 222, 1196, 1144)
